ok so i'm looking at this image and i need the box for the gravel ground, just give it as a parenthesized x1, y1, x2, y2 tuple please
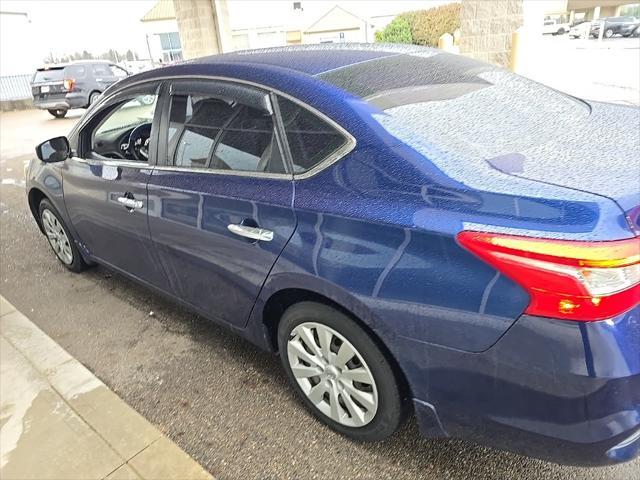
(1, 110, 638, 480)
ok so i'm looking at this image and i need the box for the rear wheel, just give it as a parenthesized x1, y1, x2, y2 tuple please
(604, 28, 614, 38)
(88, 91, 101, 106)
(278, 302, 405, 441)
(39, 199, 87, 272)
(47, 109, 67, 118)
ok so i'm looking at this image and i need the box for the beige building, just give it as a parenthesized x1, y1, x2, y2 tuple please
(143, 0, 639, 68)
(140, 0, 183, 63)
(567, 0, 638, 22)
(303, 5, 371, 44)
(141, 0, 439, 59)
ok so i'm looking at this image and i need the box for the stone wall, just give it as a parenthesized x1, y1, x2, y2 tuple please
(172, 0, 221, 59)
(459, 0, 524, 67)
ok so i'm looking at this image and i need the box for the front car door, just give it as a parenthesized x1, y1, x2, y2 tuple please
(147, 79, 296, 326)
(62, 81, 170, 290)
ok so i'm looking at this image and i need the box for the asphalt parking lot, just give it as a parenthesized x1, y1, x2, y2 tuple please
(1, 107, 638, 480)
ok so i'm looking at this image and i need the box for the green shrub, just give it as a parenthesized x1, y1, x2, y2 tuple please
(375, 3, 461, 47)
(375, 16, 412, 44)
(409, 3, 461, 47)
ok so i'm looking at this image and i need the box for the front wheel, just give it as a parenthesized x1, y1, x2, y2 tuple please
(604, 28, 614, 38)
(39, 199, 88, 272)
(278, 302, 406, 441)
(47, 109, 67, 118)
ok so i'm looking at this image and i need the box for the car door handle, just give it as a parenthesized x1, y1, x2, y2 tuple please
(227, 224, 273, 242)
(117, 196, 144, 210)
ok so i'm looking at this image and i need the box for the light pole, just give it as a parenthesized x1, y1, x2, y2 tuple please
(145, 34, 155, 67)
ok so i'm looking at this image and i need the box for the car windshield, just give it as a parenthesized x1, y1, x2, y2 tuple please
(33, 68, 64, 83)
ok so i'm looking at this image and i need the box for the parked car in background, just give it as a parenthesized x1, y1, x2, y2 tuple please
(542, 18, 571, 35)
(31, 60, 129, 118)
(569, 20, 591, 38)
(26, 44, 640, 466)
(590, 16, 640, 38)
(119, 60, 155, 74)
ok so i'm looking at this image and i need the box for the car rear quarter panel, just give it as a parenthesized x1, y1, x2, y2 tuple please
(266, 129, 634, 352)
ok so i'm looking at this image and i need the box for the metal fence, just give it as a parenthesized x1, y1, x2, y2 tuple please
(0, 74, 32, 101)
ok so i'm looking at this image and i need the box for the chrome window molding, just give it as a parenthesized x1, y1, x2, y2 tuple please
(70, 156, 292, 180)
(70, 156, 152, 170)
(72, 73, 357, 181)
(152, 164, 292, 180)
(292, 139, 356, 180)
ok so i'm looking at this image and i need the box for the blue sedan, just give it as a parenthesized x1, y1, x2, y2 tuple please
(26, 44, 640, 466)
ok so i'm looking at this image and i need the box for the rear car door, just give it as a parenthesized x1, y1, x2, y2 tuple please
(91, 63, 121, 91)
(62, 81, 170, 291)
(147, 79, 295, 326)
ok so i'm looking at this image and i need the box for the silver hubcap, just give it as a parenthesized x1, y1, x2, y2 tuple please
(41, 209, 73, 265)
(287, 322, 378, 427)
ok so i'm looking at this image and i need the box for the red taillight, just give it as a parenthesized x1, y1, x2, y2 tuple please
(457, 231, 640, 322)
(63, 78, 75, 92)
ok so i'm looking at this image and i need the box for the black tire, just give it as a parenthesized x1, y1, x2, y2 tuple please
(278, 301, 406, 442)
(557, 28, 566, 35)
(38, 199, 88, 273)
(605, 28, 614, 38)
(88, 91, 101, 106)
(47, 109, 67, 118)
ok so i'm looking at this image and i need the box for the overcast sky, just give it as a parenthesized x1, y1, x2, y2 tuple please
(1, 0, 156, 58)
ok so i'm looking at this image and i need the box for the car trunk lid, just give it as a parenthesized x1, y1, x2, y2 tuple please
(487, 101, 640, 213)
(358, 66, 638, 226)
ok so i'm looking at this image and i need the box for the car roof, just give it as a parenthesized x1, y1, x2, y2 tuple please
(189, 43, 439, 77)
(112, 43, 496, 115)
(36, 60, 111, 70)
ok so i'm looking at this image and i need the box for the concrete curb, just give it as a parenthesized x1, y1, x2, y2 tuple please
(0, 295, 213, 480)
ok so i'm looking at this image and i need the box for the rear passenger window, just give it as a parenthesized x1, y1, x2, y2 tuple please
(212, 105, 282, 172)
(109, 65, 129, 79)
(277, 96, 349, 173)
(168, 93, 286, 173)
(93, 64, 111, 77)
(63, 65, 86, 78)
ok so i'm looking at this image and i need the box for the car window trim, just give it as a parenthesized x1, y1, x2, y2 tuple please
(72, 74, 356, 180)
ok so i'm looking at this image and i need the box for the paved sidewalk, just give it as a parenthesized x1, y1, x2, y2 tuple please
(0, 295, 213, 480)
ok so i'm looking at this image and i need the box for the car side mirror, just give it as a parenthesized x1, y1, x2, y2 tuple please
(35, 136, 70, 163)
